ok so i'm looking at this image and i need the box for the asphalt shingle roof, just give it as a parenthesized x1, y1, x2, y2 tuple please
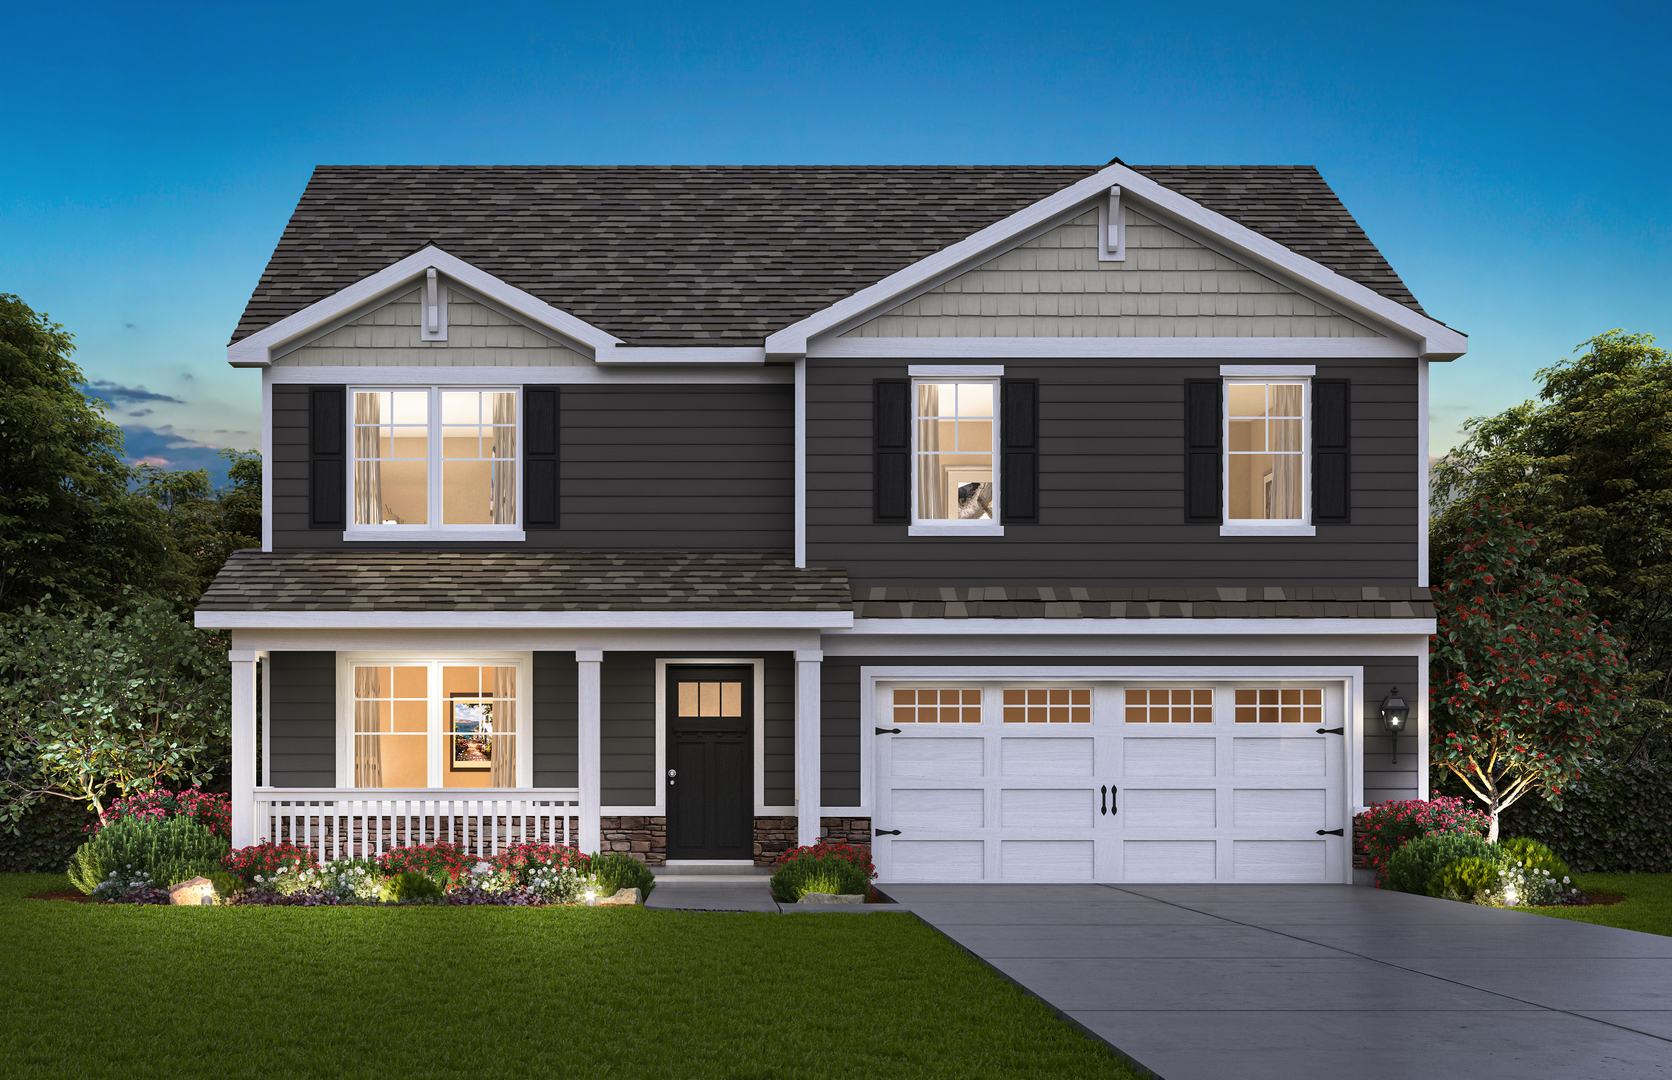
(852, 585, 1434, 620)
(231, 165, 1430, 348)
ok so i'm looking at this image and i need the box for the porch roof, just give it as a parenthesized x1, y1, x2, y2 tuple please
(196, 550, 852, 612)
(850, 585, 1435, 620)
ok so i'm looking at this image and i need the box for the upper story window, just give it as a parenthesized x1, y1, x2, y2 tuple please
(914, 379, 998, 525)
(1225, 380, 1307, 525)
(349, 387, 519, 536)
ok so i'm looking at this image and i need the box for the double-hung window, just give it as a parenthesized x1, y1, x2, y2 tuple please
(348, 387, 521, 539)
(1223, 378, 1311, 535)
(912, 379, 999, 533)
(342, 655, 532, 789)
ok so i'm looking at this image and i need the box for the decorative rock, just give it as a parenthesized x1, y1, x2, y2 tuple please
(598, 887, 640, 906)
(797, 892, 865, 904)
(169, 877, 217, 906)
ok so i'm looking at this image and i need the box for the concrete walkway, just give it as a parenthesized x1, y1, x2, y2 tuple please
(885, 882, 1672, 1079)
(645, 865, 779, 912)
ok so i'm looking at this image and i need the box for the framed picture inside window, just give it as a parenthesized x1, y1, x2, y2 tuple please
(449, 693, 493, 770)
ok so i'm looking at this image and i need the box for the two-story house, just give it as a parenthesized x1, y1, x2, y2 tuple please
(196, 162, 1461, 884)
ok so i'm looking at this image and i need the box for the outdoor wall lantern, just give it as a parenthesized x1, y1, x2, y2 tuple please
(1380, 688, 1411, 764)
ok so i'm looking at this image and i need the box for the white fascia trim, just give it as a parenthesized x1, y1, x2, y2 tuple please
(840, 617, 1437, 636)
(227, 246, 624, 367)
(770, 162, 1466, 362)
(1220, 524, 1318, 537)
(594, 346, 766, 365)
(196, 611, 856, 630)
(908, 364, 1005, 377)
(1221, 364, 1316, 377)
(266, 365, 791, 386)
(809, 337, 1419, 360)
(907, 524, 1005, 537)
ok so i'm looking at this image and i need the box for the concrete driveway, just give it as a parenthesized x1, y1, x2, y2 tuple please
(884, 883, 1672, 1079)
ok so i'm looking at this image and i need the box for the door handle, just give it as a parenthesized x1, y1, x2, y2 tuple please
(875, 829, 901, 836)
(875, 727, 901, 735)
(1100, 785, 1107, 816)
(1316, 727, 1344, 735)
(1316, 828, 1344, 836)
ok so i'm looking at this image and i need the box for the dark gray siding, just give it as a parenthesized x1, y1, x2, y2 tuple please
(819, 653, 1420, 807)
(600, 652, 795, 807)
(271, 383, 793, 551)
(268, 651, 335, 786)
(806, 357, 1419, 588)
(532, 652, 578, 787)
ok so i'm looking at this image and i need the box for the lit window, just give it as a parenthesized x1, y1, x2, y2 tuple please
(1002, 688, 1091, 723)
(893, 688, 982, 723)
(1234, 688, 1322, 724)
(1125, 688, 1213, 723)
(351, 388, 518, 531)
(1226, 381, 1305, 522)
(350, 661, 521, 788)
(914, 381, 997, 523)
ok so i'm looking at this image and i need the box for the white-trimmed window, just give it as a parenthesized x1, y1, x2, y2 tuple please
(912, 379, 998, 527)
(348, 387, 521, 538)
(1224, 379, 1309, 527)
(339, 654, 532, 789)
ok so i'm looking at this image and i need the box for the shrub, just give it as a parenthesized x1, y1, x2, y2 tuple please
(1354, 797, 1490, 886)
(96, 788, 232, 840)
(1427, 856, 1500, 902)
(380, 870, 442, 902)
(770, 852, 870, 903)
(207, 871, 240, 899)
(592, 851, 656, 899)
(1492, 759, 1672, 872)
(0, 797, 98, 873)
(1382, 832, 1495, 895)
(67, 816, 230, 894)
(378, 842, 470, 888)
(1496, 837, 1571, 881)
(223, 840, 316, 884)
(775, 839, 876, 881)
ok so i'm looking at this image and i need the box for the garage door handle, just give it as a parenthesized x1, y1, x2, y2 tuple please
(876, 727, 901, 735)
(1316, 727, 1344, 735)
(1316, 828, 1344, 836)
(875, 829, 901, 836)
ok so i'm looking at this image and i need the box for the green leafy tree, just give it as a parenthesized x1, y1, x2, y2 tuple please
(132, 447, 262, 601)
(0, 593, 230, 822)
(0, 294, 168, 611)
(1433, 331, 1672, 758)
(1431, 502, 1628, 839)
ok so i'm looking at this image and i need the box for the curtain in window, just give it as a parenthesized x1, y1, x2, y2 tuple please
(915, 384, 944, 518)
(489, 391, 516, 525)
(489, 666, 516, 788)
(353, 666, 383, 788)
(353, 393, 383, 525)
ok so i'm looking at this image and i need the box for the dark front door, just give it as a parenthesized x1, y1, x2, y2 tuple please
(665, 665, 753, 860)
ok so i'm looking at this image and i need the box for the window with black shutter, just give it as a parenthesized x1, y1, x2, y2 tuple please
(523, 385, 561, 529)
(309, 386, 346, 529)
(1000, 379, 1039, 524)
(1312, 379, 1351, 524)
(873, 379, 910, 523)
(1183, 379, 1222, 524)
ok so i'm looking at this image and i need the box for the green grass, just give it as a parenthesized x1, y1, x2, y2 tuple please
(0, 873, 1142, 1080)
(1528, 872, 1672, 936)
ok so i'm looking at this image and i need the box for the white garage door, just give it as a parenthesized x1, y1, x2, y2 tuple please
(873, 682, 1348, 884)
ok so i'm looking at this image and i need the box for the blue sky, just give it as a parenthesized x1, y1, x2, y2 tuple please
(3, 1, 1666, 484)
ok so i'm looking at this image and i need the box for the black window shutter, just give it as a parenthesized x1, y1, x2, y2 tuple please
(524, 385, 561, 529)
(1000, 378, 1039, 523)
(309, 386, 345, 529)
(1313, 378, 1352, 524)
(873, 379, 910, 523)
(1183, 379, 1222, 524)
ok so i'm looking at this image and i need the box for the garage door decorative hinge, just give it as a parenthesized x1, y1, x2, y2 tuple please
(875, 727, 901, 735)
(875, 829, 901, 836)
(1316, 828, 1344, 836)
(1316, 727, 1345, 735)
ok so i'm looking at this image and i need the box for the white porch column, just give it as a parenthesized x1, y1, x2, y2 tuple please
(795, 648, 823, 848)
(229, 649, 261, 849)
(576, 648, 603, 855)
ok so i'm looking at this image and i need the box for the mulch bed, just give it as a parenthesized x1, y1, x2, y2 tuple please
(26, 890, 91, 903)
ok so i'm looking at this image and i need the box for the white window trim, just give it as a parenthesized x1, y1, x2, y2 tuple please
(910, 376, 1001, 532)
(335, 651, 534, 790)
(1221, 376, 1313, 537)
(343, 385, 525, 540)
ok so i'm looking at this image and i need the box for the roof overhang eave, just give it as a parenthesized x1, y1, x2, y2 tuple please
(195, 609, 855, 630)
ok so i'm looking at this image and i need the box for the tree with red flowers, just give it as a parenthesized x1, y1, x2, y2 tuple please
(1431, 501, 1628, 840)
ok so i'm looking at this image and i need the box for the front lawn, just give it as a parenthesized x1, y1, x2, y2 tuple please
(1529, 872, 1672, 937)
(0, 873, 1139, 1080)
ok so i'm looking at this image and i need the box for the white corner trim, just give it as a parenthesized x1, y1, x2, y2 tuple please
(195, 610, 856, 630)
(768, 162, 1467, 362)
(907, 364, 1005, 378)
(260, 372, 273, 552)
(227, 245, 624, 367)
(1220, 364, 1316, 377)
(908, 524, 1005, 537)
(808, 337, 1419, 360)
(1220, 523, 1318, 537)
(343, 528, 527, 543)
(594, 345, 766, 365)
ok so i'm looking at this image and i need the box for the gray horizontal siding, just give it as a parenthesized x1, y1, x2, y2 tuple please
(819, 654, 1420, 808)
(271, 383, 793, 551)
(268, 651, 335, 787)
(806, 357, 1419, 588)
(532, 652, 578, 787)
(763, 653, 795, 806)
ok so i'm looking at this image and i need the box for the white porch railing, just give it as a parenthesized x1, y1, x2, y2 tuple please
(253, 788, 583, 864)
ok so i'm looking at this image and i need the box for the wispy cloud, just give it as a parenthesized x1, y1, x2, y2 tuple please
(84, 380, 186, 406)
(120, 425, 233, 484)
(128, 408, 154, 418)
